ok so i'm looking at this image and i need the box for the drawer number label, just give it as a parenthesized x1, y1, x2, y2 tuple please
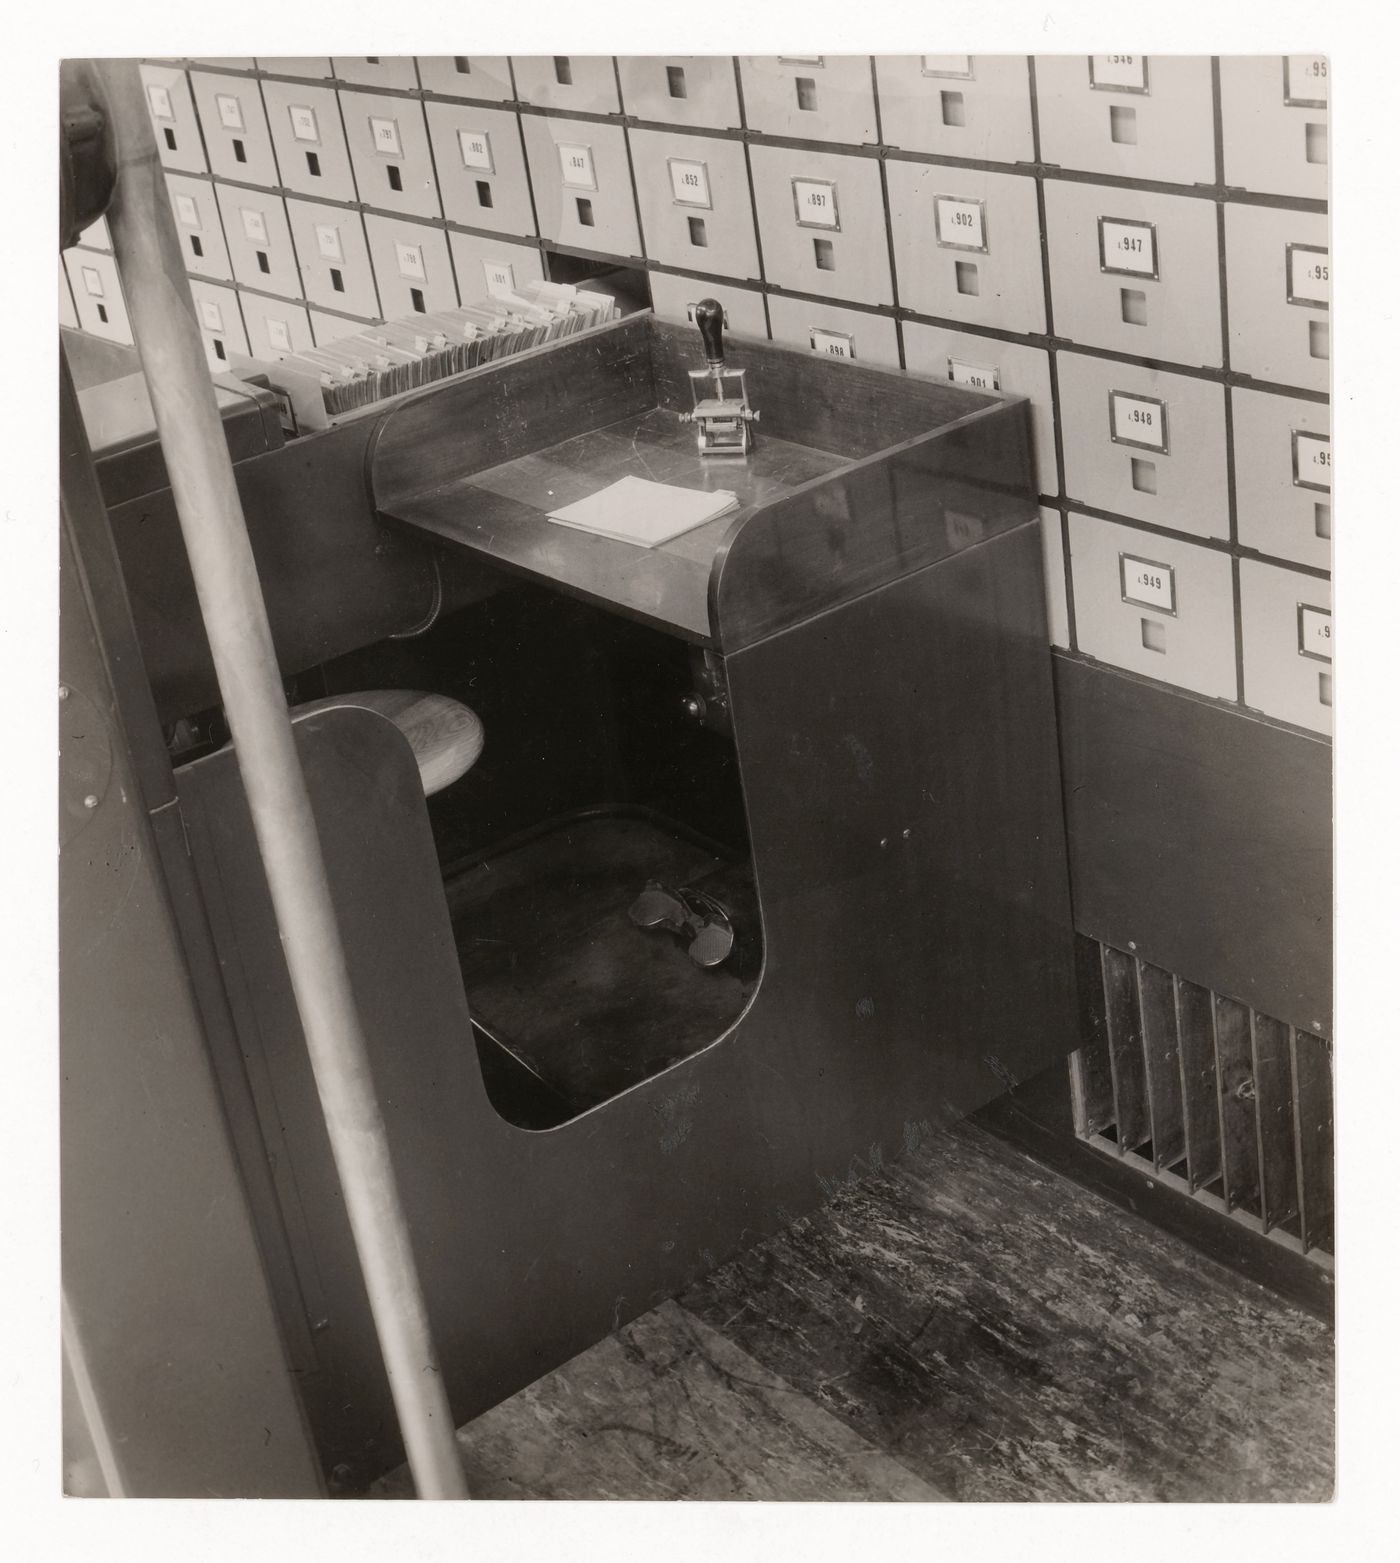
(1089, 55, 1149, 93)
(948, 358, 1000, 392)
(215, 93, 245, 131)
(1109, 391, 1169, 453)
(921, 56, 973, 79)
(809, 328, 855, 360)
(174, 193, 201, 227)
(198, 298, 223, 332)
(395, 241, 426, 281)
(1291, 430, 1331, 491)
(370, 116, 403, 158)
(558, 142, 597, 190)
(80, 265, 105, 298)
(240, 207, 269, 245)
(483, 259, 516, 297)
(1120, 553, 1177, 615)
(289, 104, 320, 143)
(1284, 55, 1328, 108)
(266, 317, 292, 353)
(792, 178, 840, 230)
(934, 196, 988, 253)
(315, 223, 343, 260)
(1287, 244, 1329, 308)
(146, 83, 174, 121)
(458, 130, 494, 173)
(1297, 605, 1332, 661)
(668, 157, 712, 209)
(1099, 217, 1159, 278)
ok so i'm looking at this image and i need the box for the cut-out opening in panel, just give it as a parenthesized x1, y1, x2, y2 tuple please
(256, 250, 270, 273)
(1309, 319, 1330, 359)
(1314, 503, 1331, 540)
(687, 215, 708, 248)
(476, 180, 494, 209)
(1121, 287, 1148, 325)
(306, 150, 321, 177)
(409, 286, 425, 312)
(330, 267, 344, 292)
(813, 236, 836, 271)
(955, 260, 980, 296)
(576, 196, 595, 227)
(1318, 670, 1333, 707)
(554, 56, 572, 86)
(667, 65, 688, 100)
(96, 303, 109, 323)
(212, 337, 227, 360)
(386, 164, 403, 192)
(1141, 616, 1167, 653)
(233, 138, 246, 163)
(795, 77, 818, 111)
(1109, 105, 1138, 144)
(940, 90, 966, 126)
(164, 127, 177, 151)
(1130, 457, 1158, 494)
(1305, 122, 1328, 164)
(454, 57, 470, 74)
(189, 235, 203, 258)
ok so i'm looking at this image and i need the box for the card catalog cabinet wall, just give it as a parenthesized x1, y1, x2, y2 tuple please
(98, 53, 1326, 742)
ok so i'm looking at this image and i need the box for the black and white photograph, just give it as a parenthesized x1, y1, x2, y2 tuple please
(13, 1, 1396, 1554)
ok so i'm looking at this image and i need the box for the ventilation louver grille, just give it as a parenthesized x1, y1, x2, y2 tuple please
(1070, 937, 1333, 1261)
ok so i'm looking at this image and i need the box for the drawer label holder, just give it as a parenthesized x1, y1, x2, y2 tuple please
(1119, 552, 1177, 616)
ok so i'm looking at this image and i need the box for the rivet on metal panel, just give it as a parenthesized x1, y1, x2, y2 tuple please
(83, 794, 99, 809)
(59, 684, 70, 701)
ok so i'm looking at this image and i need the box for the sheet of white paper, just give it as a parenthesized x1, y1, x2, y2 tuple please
(546, 475, 738, 548)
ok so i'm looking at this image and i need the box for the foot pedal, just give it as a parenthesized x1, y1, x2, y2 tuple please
(628, 880, 736, 969)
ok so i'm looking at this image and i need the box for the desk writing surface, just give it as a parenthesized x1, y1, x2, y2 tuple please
(382, 406, 845, 642)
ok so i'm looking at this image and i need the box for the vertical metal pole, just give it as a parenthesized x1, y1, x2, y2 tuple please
(93, 59, 468, 1500)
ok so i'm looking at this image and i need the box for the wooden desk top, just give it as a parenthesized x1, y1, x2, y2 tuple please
(385, 406, 845, 644)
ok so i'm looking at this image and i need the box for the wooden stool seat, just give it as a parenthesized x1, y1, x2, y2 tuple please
(294, 689, 484, 796)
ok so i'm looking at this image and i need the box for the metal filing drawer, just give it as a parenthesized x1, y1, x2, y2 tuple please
(1224, 203, 1330, 394)
(164, 173, 233, 282)
(238, 292, 314, 360)
(416, 56, 516, 103)
(186, 279, 249, 372)
(64, 249, 133, 345)
(426, 102, 536, 237)
(140, 64, 206, 174)
(332, 57, 420, 91)
(1043, 179, 1223, 368)
(309, 308, 375, 347)
(617, 56, 743, 130)
(748, 143, 893, 307)
(1232, 388, 1331, 571)
(263, 80, 359, 204)
(341, 91, 442, 221)
(363, 214, 458, 316)
(215, 184, 302, 299)
(647, 272, 768, 340)
(286, 198, 381, 320)
(1069, 512, 1237, 699)
(765, 294, 900, 369)
(738, 55, 879, 145)
(874, 55, 1034, 164)
(1219, 54, 1329, 201)
(902, 322, 1059, 497)
(1036, 55, 1216, 187)
(511, 55, 621, 115)
(630, 129, 759, 281)
(446, 231, 545, 303)
(189, 71, 280, 186)
(520, 116, 641, 259)
(1239, 558, 1332, 735)
(1057, 351, 1229, 538)
(886, 161, 1045, 334)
